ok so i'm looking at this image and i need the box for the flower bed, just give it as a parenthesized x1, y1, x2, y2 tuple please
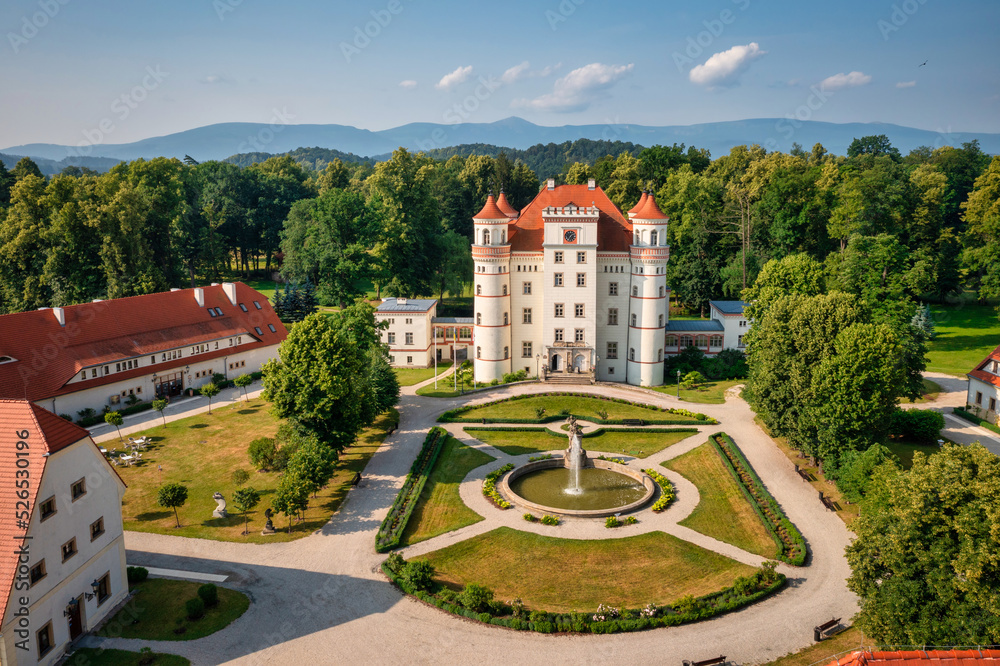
(482, 463, 514, 509)
(382, 558, 785, 634)
(375, 428, 448, 552)
(439, 393, 716, 425)
(709, 433, 806, 566)
(643, 468, 676, 512)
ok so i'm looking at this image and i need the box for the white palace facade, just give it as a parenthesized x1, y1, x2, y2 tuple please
(471, 180, 747, 387)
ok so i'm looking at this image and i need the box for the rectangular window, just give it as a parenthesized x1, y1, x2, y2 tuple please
(405, 332, 414, 345)
(554, 303, 564, 318)
(254, 326, 263, 335)
(522, 342, 532, 358)
(97, 572, 111, 604)
(522, 308, 532, 324)
(574, 329, 585, 342)
(405, 318, 412, 325)
(576, 273, 586, 287)
(607, 342, 618, 359)
(608, 308, 618, 325)
(608, 366, 615, 375)
(91, 517, 105, 541)
(991, 397, 997, 412)
(523, 282, 532, 295)
(554, 329, 564, 342)
(29, 560, 45, 586)
(609, 282, 618, 296)
(40, 496, 56, 521)
(977, 391, 983, 405)
(554, 273, 563, 287)
(554, 251, 564, 263)
(61, 538, 77, 562)
(37, 622, 53, 657)
(738, 334, 745, 348)
(577, 251, 586, 263)
(574, 304, 584, 318)
(253, 301, 262, 309)
(239, 303, 249, 312)
(389, 355, 395, 364)
(268, 324, 277, 333)
(71, 478, 86, 501)
(406, 356, 413, 364)
(387, 332, 396, 344)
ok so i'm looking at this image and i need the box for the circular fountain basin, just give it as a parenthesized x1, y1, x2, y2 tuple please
(499, 459, 655, 518)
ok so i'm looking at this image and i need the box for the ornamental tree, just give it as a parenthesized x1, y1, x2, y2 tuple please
(199, 382, 220, 414)
(157, 482, 189, 528)
(231, 487, 261, 536)
(151, 398, 168, 428)
(104, 410, 124, 442)
(233, 374, 253, 402)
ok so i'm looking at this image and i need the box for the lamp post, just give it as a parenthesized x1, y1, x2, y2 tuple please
(433, 328, 438, 389)
(535, 353, 540, 379)
(676, 368, 681, 399)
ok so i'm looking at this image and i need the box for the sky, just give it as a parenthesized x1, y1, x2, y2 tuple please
(1, 0, 998, 148)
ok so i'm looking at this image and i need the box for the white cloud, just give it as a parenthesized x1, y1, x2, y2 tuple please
(820, 71, 872, 91)
(435, 65, 473, 90)
(398, 80, 417, 89)
(514, 62, 634, 113)
(689, 43, 766, 88)
(501, 61, 561, 84)
(201, 74, 233, 85)
(896, 80, 916, 88)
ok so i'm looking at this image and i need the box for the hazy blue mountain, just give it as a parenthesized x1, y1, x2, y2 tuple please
(5, 117, 998, 165)
(0, 152, 121, 176)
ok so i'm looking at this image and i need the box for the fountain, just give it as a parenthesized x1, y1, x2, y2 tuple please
(497, 417, 656, 517)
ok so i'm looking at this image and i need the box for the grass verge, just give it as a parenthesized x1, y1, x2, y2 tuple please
(418, 527, 757, 612)
(394, 361, 453, 387)
(466, 427, 697, 458)
(665, 442, 778, 559)
(651, 379, 743, 404)
(447, 394, 706, 424)
(763, 626, 864, 666)
(399, 436, 494, 546)
(99, 579, 249, 641)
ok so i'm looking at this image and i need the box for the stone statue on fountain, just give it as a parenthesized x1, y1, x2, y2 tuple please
(564, 415, 587, 469)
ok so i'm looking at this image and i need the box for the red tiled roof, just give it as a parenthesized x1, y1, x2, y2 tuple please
(633, 192, 669, 220)
(474, 194, 508, 220)
(828, 649, 1000, 666)
(968, 343, 1000, 388)
(627, 191, 648, 215)
(0, 283, 287, 402)
(0, 400, 119, 620)
(508, 184, 633, 253)
(496, 191, 519, 218)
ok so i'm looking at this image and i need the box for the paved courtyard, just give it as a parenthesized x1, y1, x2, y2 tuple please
(80, 371, 984, 665)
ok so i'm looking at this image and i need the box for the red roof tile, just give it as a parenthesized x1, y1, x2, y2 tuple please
(627, 191, 648, 215)
(632, 192, 669, 220)
(496, 191, 519, 218)
(474, 194, 508, 220)
(828, 650, 1000, 666)
(0, 400, 120, 620)
(0, 283, 287, 402)
(508, 184, 632, 253)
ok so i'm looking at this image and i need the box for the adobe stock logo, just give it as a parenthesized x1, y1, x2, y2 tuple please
(340, 0, 409, 63)
(7, 0, 71, 54)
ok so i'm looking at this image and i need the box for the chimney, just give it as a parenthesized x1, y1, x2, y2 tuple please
(222, 282, 238, 306)
(588, 178, 596, 190)
(397, 298, 408, 306)
(52, 307, 65, 326)
(193, 288, 204, 307)
(547, 178, 555, 190)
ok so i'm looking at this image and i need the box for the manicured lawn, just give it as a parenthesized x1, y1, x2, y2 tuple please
(926, 300, 1000, 376)
(466, 427, 698, 458)
(910, 378, 943, 403)
(415, 376, 479, 398)
(117, 400, 397, 543)
(454, 395, 701, 423)
(652, 379, 743, 404)
(885, 439, 941, 470)
(763, 626, 863, 666)
(418, 527, 757, 612)
(665, 443, 778, 559)
(399, 436, 494, 546)
(98, 578, 249, 641)
(394, 361, 453, 387)
(68, 648, 190, 666)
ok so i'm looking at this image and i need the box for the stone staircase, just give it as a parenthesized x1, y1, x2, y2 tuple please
(544, 372, 595, 386)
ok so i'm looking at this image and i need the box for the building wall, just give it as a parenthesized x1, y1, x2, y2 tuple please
(473, 217, 513, 382)
(595, 256, 631, 382)
(510, 255, 544, 376)
(378, 306, 436, 368)
(0, 439, 127, 666)
(711, 309, 750, 351)
(967, 376, 1000, 421)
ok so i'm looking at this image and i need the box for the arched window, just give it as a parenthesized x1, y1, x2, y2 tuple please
(504, 312, 508, 325)
(476, 313, 481, 325)
(696, 335, 709, 348)
(666, 335, 677, 347)
(502, 284, 507, 296)
(634, 233, 639, 245)
(476, 285, 482, 295)
(500, 230, 506, 244)
(650, 230, 657, 245)
(658, 314, 664, 327)
(631, 313, 637, 327)
(680, 335, 694, 348)
(504, 346, 509, 359)
(632, 286, 638, 297)
(657, 349, 663, 362)
(629, 348, 635, 361)
(483, 229, 490, 245)
(476, 346, 481, 359)
(659, 286, 664, 297)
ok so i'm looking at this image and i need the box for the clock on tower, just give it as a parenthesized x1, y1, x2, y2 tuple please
(563, 229, 577, 244)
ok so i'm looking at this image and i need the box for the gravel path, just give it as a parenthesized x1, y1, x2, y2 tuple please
(81, 378, 859, 666)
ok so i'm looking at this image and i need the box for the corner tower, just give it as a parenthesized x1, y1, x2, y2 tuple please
(626, 193, 670, 387)
(472, 194, 513, 382)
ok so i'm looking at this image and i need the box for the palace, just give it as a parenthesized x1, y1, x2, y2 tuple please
(471, 180, 748, 387)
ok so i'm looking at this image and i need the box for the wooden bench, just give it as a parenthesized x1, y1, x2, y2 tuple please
(794, 465, 812, 482)
(814, 617, 841, 642)
(683, 656, 726, 666)
(819, 491, 838, 512)
(622, 419, 645, 427)
(350, 473, 362, 487)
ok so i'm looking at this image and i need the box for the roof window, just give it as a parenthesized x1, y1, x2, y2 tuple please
(239, 303, 249, 313)
(254, 326, 263, 335)
(253, 301, 262, 309)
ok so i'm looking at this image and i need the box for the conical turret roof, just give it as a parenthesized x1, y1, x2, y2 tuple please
(632, 192, 668, 220)
(474, 194, 508, 220)
(627, 190, 648, 216)
(496, 191, 519, 218)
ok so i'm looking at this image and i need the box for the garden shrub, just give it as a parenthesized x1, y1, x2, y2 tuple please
(400, 560, 435, 591)
(605, 516, 622, 528)
(384, 552, 405, 575)
(836, 444, 899, 504)
(624, 515, 638, 525)
(540, 515, 559, 526)
(458, 583, 494, 612)
(644, 468, 676, 512)
(523, 513, 537, 522)
(198, 583, 219, 608)
(889, 408, 945, 444)
(126, 566, 148, 584)
(482, 463, 514, 509)
(185, 597, 205, 620)
(248, 437, 277, 471)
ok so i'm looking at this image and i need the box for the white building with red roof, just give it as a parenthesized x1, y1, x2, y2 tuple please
(0, 400, 127, 665)
(967, 344, 1000, 420)
(0, 282, 287, 422)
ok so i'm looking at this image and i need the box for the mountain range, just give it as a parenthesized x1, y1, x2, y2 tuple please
(4, 117, 997, 171)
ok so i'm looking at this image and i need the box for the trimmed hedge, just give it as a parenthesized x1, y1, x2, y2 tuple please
(376, 428, 448, 552)
(709, 433, 806, 566)
(954, 407, 1000, 436)
(439, 392, 716, 426)
(78, 401, 154, 427)
(382, 560, 785, 634)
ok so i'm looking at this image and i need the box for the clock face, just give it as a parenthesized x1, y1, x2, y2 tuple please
(564, 230, 577, 243)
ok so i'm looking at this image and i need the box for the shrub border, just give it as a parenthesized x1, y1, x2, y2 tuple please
(381, 561, 785, 634)
(375, 427, 448, 552)
(643, 468, 676, 512)
(708, 433, 806, 566)
(483, 463, 514, 509)
(954, 407, 1000, 436)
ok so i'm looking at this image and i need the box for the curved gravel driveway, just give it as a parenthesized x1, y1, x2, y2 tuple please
(83, 380, 858, 665)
